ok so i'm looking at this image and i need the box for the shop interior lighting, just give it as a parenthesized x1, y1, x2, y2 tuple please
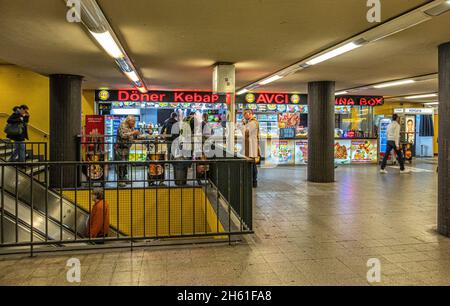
(373, 79, 416, 89)
(335, 91, 349, 96)
(405, 93, 438, 99)
(424, 102, 439, 106)
(66, 0, 147, 92)
(236, 1, 447, 94)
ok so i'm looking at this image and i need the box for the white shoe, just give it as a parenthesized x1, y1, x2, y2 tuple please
(380, 169, 388, 174)
(400, 169, 411, 174)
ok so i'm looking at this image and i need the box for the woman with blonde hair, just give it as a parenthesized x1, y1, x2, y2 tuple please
(115, 115, 140, 186)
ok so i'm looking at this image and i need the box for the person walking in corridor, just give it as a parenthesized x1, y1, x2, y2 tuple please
(380, 114, 410, 174)
(5, 105, 29, 162)
(241, 109, 260, 188)
(115, 116, 140, 186)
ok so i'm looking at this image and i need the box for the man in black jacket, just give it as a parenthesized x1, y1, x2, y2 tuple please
(6, 105, 29, 162)
(161, 112, 178, 159)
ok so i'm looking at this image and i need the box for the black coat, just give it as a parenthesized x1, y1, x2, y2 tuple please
(6, 112, 29, 142)
(161, 118, 178, 139)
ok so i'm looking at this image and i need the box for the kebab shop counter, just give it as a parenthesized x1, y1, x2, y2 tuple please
(235, 92, 383, 166)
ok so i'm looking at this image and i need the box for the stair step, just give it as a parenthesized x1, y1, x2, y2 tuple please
(25, 165, 46, 175)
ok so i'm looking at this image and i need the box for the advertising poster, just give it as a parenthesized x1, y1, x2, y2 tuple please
(266, 140, 295, 166)
(84, 115, 106, 181)
(403, 143, 414, 162)
(278, 113, 301, 128)
(379, 119, 391, 161)
(129, 144, 148, 162)
(351, 140, 378, 163)
(334, 140, 351, 164)
(295, 140, 308, 165)
(405, 115, 416, 144)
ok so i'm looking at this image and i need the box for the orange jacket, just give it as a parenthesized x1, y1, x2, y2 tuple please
(89, 200, 110, 238)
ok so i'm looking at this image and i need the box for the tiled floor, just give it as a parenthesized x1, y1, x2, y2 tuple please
(1, 161, 450, 286)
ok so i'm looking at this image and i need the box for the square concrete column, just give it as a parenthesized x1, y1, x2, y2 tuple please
(307, 81, 335, 183)
(49, 74, 83, 188)
(438, 42, 450, 237)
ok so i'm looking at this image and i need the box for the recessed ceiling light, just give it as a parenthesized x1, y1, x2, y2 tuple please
(373, 79, 415, 88)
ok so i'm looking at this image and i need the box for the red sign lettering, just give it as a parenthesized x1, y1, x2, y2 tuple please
(118, 90, 129, 101)
(336, 97, 354, 105)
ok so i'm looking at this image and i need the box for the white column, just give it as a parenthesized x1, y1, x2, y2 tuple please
(213, 63, 236, 153)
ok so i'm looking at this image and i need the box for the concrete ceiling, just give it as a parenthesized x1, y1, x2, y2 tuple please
(0, 0, 447, 99)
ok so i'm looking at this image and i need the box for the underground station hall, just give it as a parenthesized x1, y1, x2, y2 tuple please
(1, 0, 450, 291)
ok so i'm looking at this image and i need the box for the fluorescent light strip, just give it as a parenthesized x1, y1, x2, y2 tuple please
(335, 91, 349, 96)
(373, 79, 415, 89)
(238, 2, 443, 93)
(89, 31, 124, 59)
(259, 75, 283, 85)
(237, 89, 249, 95)
(405, 93, 438, 99)
(125, 71, 140, 83)
(306, 42, 362, 66)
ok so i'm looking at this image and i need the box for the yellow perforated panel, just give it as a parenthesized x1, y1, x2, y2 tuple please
(63, 187, 225, 238)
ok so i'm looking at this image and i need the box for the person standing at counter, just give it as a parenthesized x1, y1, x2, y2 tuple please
(161, 112, 179, 159)
(380, 114, 410, 174)
(115, 115, 140, 186)
(202, 113, 213, 136)
(241, 109, 260, 188)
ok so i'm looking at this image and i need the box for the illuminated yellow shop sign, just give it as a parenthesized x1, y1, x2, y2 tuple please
(245, 93, 256, 103)
(98, 90, 110, 101)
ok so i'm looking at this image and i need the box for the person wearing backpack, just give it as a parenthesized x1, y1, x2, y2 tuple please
(5, 105, 29, 162)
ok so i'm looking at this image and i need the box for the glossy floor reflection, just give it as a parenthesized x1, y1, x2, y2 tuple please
(1, 160, 449, 286)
